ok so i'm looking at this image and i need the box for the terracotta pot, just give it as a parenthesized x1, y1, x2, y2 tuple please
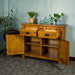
(28, 18, 34, 24)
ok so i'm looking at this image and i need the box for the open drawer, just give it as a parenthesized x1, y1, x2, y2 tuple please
(20, 28, 38, 37)
(38, 28, 60, 39)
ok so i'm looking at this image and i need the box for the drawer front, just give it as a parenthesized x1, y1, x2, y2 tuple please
(20, 30, 37, 37)
(38, 31, 59, 39)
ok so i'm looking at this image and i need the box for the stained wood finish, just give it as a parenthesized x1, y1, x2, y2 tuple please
(20, 29, 37, 37)
(59, 39, 70, 66)
(6, 23, 70, 66)
(38, 29, 60, 39)
(21, 23, 66, 39)
(40, 38, 42, 56)
(6, 35, 24, 55)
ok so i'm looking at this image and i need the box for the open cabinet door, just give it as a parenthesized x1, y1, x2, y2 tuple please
(59, 39, 70, 66)
(6, 35, 24, 55)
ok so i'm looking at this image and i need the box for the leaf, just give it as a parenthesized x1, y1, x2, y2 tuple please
(58, 15, 61, 19)
(51, 17, 54, 20)
(11, 9, 13, 13)
(49, 14, 51, 17)
(61, 13, 64, 16)
(54, 13, 58, 17)
(54, 19, 57, 23)
(27, 12, 35, 18)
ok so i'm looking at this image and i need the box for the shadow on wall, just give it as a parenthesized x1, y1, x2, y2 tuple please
(61, 14, 71, 41)
(62, 15, 72, 56)
(34, 12, 38, 24)
(0, 31, 5, 51)
(63, 15, 74, 56)
(0, 11, 5, 51)
(67, 26, 75, 57)
(62, 15, 68, 24)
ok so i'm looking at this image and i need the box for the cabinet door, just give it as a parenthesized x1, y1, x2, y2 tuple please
(59, 39, 70, 65)
(6, 35, 24, 55)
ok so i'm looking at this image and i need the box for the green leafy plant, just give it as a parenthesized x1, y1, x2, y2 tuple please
(49, 13, 64, 23)
(0, 9, 17, 42)
(27, 12, 35, 18)
(0, 9, 18, 41)
(0, 17, 3, 24)
(0, 9, 15, 32)
(54, 13, 64, 23)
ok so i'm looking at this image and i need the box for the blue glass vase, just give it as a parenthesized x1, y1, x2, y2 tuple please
(55, 20, 61, 25)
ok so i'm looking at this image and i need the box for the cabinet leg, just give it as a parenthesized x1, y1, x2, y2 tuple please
(22, 54, 25, 59)
(58, 61, 61, 65)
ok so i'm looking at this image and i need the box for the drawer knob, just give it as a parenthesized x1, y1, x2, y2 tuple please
(45, 34, 49, 36)
(26, 32, 30, 34)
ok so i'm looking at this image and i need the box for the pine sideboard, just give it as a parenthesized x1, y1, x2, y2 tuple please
(6, 23, 70, 66)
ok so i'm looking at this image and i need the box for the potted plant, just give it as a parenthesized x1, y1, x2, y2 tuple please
(49, 13, 64, 25)
(0, 9, 18, 41)
(27, 11, 35, 24)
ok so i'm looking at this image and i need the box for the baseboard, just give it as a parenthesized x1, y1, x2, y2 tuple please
(69, 57, 75, 61)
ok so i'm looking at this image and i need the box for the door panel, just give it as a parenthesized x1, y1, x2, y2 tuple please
(6, 35, 24, 55)
(59, 39, 70, 65)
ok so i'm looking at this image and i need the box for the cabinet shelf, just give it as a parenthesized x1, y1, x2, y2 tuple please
(43, 53, 58, 60)
(42, 44, 58, 48)
(25, 51, 40, 56)
(25, 51, 58, 61)
(25, 41, 40, 46)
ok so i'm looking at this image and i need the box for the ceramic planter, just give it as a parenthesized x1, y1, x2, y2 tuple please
(55, 20, 61, 25)
(28, 18, 34, 24)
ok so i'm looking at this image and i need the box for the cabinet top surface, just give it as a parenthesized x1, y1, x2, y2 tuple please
(21, 23, 67, 28)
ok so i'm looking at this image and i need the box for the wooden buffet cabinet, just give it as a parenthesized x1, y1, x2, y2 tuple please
(6, 23, 70, 66)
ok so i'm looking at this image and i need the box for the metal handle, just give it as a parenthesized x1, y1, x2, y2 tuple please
(26, 32, 30, 34)
(45, 34, 49, 36)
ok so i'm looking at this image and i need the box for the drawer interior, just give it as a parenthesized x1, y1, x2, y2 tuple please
(38, 28, 60, 39)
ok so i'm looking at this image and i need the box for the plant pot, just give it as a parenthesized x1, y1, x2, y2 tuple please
(28, 18, 34, 24)
(55, 20, 61, 25)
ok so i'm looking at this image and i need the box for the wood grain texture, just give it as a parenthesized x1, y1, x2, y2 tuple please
(20, 29, 37, 37)
(20, 23, 66, 39)
(6, 23, 70, 66)
(59, 39, 70, 66)
(38, 29, 60, 39)
(6, 35, 24, 55)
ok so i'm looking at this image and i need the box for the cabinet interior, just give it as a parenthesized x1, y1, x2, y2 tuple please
(25, 36, 59, 59)
(25, 37, 41, 56)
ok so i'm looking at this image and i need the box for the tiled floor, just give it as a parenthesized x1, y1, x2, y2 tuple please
(0, 54, 75, 75)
